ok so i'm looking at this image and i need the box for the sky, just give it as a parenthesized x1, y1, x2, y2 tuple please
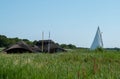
(0, 0, 120, 48)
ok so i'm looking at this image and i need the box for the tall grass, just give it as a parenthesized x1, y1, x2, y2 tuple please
(0, 48, 4, 52)
(0, 50, 119, 79)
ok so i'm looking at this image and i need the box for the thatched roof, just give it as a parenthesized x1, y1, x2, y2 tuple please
(36, 40, 66, 53)
(4, 41, 34, 53)
(3, 40, 66, 53)
(31, 45, 42, 52)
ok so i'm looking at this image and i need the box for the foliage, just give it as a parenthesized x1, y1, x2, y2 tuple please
(0, 35, 33, 47)
(0, 35, 9, 47)
(22, 39, 33, 45)
(60, 44, 77, 49)
(0, 50, 119, 79)
(0, 35, 77, 49)
(95, 47, 104, 52)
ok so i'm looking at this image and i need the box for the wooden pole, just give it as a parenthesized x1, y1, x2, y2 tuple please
(48, 32, 50, 53)
(42, 31, 44, 52)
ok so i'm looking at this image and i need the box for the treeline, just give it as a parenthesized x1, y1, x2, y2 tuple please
(0, 35, 77, 49)
(60, 44, 76, 49)
(0, 35, 33, 47)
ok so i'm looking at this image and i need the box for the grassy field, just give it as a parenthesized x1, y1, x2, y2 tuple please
(0, 49, 120, 79)
(0, 48, 4, 52)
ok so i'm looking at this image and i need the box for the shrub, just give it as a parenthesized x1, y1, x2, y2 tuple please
(95, 47, 104, 52)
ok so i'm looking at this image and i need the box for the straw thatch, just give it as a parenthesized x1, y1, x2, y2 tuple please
(36, 40, 66, 53)
(4, 40, 65, 53)
(4, 41, 34, 53)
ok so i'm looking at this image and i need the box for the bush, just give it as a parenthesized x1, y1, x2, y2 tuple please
(95, 47, 104, 52)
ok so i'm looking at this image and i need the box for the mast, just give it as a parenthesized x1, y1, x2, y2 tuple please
(48, 32, 50, 53)
(42, 31, 44, 52)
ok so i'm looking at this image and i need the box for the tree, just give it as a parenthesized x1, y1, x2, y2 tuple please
(0, 35, 8, 47)
(33, 40, 38, 45)
(60, 44, 76, 49)
(68, 44, 76, 49)
(0, 35, 34, 47)
(60, 44, 68, 48)
(22, 39, 33, 45)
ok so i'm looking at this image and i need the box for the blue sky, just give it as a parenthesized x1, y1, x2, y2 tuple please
(0, 0, 120, 48)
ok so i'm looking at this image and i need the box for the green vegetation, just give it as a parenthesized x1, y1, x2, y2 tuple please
(0, 35, 33, 47)
(0, 35, 76, 49)
(0, 48, 4, 52)
(60, 44, 77, 49)
(0, 49, 120, 79)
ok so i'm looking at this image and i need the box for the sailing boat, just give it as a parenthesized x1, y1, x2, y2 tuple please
(90, 27, 103, 50)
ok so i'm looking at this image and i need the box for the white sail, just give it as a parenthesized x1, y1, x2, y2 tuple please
(90, 27, 103, 50)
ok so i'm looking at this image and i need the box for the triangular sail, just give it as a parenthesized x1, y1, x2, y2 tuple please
(90, 27, 103, 50)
